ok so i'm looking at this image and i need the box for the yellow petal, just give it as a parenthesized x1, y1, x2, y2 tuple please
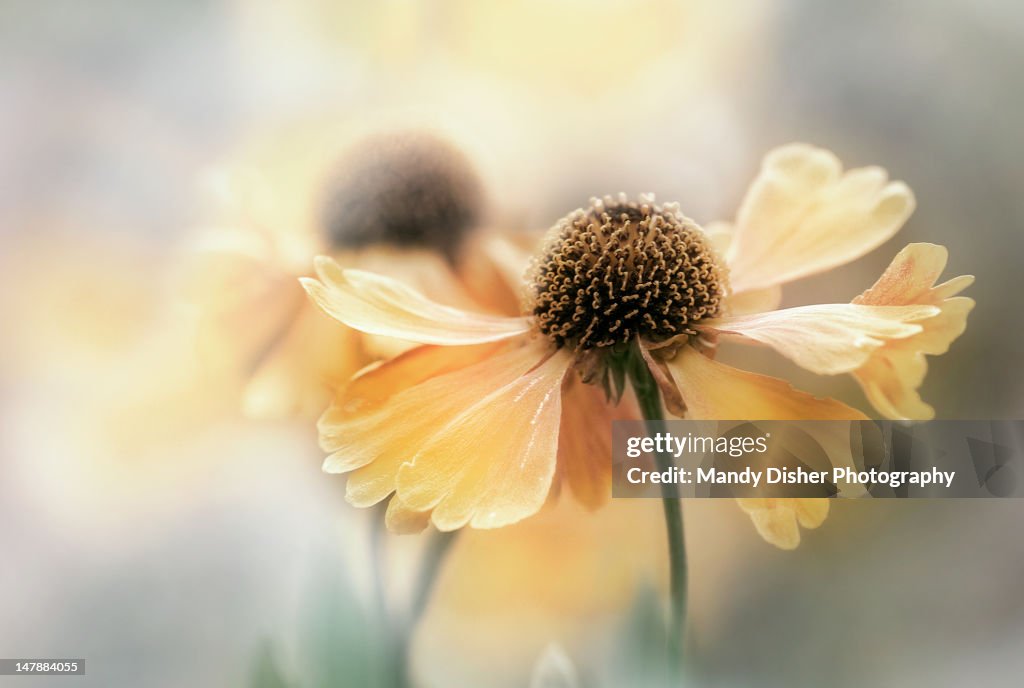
(727, 144, 915, 292)
(343, 247, 499, 358)
(700, 221, 782, 315)
(724, 284, 782, 316)
(854, 242, 954, 305)
(737, 499, 829, 550)
(700, 303, 938, 375)
(557, 373, 640, 510)
(852, 243, 975, 420)
(320, 342, 527, 508)
(396, 348, 573, 531)
(301, 256, 532, 345)
(701, 220, 735, 256)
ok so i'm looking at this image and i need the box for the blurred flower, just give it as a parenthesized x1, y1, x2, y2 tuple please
(416, 498, 666, 687)
(187, 126, 507, 419)
(301, 143, 973, 548)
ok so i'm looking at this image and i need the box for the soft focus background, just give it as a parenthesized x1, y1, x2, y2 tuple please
(3, 1, 1024, 686)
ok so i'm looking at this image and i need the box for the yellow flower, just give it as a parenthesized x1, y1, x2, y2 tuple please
(301, 144, 973, 548)
(188, 128, 501, 419)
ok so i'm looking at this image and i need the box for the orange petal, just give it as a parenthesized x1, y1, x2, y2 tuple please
(396, 348, 573, 531)
(727, 144, 915, 292)
(557, 373, 640, 510)
(852, 243, 975, 419)
(320, 342, 526, 508)
(699, 303, 938, 375)
(301, 256, 532, 345)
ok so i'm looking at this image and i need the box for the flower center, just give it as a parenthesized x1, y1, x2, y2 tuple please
(320, 131, 484, 260)
(528, 195, 727, 350)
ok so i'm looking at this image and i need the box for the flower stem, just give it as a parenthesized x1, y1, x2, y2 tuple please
(395, 529, 458, 688)
(410, 530, 457, 623)
(626, 344, 688, 682)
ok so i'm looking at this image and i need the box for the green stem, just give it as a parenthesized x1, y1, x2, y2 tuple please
(395, 530, 458, 688)
(369, 502, 390, 628)
(626, 344, 688, 682)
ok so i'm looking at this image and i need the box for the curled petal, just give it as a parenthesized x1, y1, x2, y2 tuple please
(852, 243, 975, 420)
(727, 143, 915, 292)
(699, 303, 938, 375)
(396, 348, 573, 531)
(301, 256, 532, 345)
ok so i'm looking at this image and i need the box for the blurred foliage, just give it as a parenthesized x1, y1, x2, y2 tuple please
(249, 544, 396, 688)
(249, 640, 292, 688)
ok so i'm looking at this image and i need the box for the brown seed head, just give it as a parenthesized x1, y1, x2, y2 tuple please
(528, 194, 727, 350)
(319, 130, 485, 259)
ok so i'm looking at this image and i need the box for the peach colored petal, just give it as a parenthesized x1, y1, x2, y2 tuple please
(301, 256, 532, 345)
(343, 247, 498, 358)
(664, 345, 861, 549)
(396, 348, 573, 531)
(340, 341, 503, 409)
(664, 345, 867, 421)
(557, 373, 640, 510)
(726, 144, 915, 292)
(699, 303, 938, 375)
(851, 243, 975, 420)
(457, 232, 535, 317)
(663, 344, 866, 478)
(349, 247, 483, 311)
(320, 342, 527, 508)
